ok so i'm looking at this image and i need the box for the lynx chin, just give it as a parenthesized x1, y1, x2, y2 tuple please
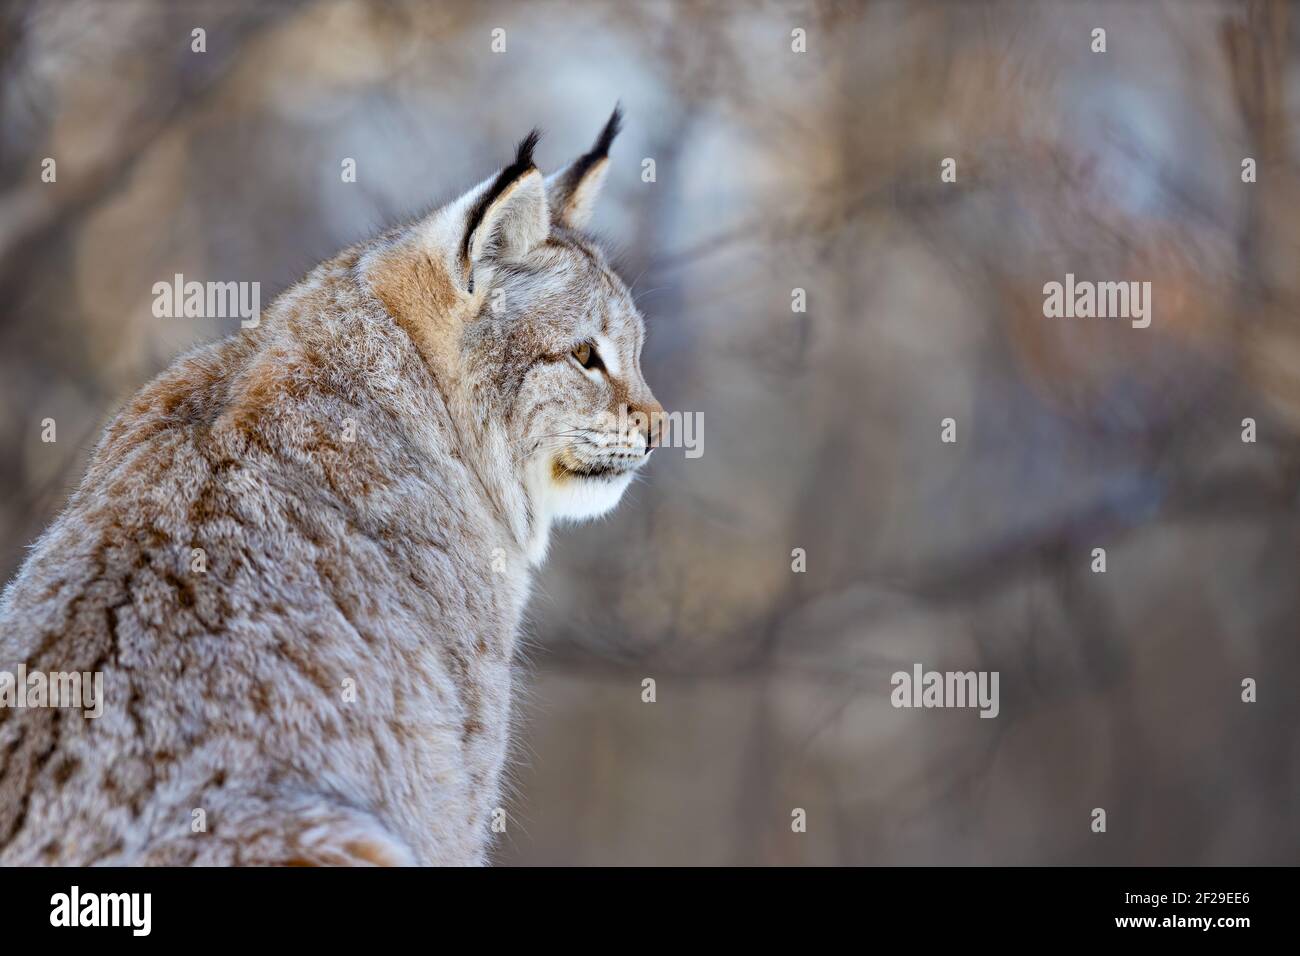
(0, 108, 662, 866)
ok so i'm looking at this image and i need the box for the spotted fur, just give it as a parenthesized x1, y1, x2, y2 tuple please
(0, 112, 660, 866)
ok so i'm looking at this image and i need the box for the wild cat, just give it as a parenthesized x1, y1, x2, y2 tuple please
(0, 109, 662, 865)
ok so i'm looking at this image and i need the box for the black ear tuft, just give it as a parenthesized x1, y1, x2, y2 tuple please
(544, 108, 624, 229)
(555, 106, 622, 196)
(462, 128, 544, 265)
(515, 128, 542, 170)
(591, 104, 623, 158)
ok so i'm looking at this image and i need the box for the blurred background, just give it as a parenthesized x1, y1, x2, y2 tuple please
(2, 0, 1298, 864)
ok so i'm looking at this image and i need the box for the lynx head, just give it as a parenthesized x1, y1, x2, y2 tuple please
(364, 108, 661, 553)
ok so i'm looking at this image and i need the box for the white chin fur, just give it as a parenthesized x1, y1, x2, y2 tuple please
(547, 468, 634, 521)
(525, 453, 633, 522)
(520, 455, 635, 567)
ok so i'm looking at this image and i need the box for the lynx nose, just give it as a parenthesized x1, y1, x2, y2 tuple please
(639, 397, 665, 453)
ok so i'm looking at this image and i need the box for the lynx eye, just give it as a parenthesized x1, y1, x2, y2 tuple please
(572, 341, 603, 371)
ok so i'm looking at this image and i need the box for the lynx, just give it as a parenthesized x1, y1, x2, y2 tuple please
(0, 109, 662, 866)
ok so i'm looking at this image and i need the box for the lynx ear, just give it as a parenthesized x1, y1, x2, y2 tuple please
(362, 130, 550, 338)
(546, 106, 622, 229)
(462, 130, 549, 274)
